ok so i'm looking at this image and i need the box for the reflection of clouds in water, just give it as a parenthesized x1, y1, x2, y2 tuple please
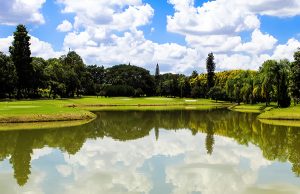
(31, 147, 53, 161)
(56, 165, 72, 177)
(165, 135, 272, 194)
(60, 130, 287, 194)
(0, 171, 46, 194)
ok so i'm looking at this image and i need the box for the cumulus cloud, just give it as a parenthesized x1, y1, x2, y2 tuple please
(0, 0, 46, 25)
(56, 20, 73, 32)
(234, 29, 277, 54)
(57, 0, 153, 32)
(272, 38, 300, 60)
(167, 0, 300, 36)
(55, 129, 292, 194)
(1, 0, 300, 73)
(0, 35, 62, 59)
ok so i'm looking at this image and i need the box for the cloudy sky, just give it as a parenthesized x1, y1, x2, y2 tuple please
(0, 0, 300, 74)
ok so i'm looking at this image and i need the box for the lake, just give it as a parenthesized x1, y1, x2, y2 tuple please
(0, 109, 300, 194)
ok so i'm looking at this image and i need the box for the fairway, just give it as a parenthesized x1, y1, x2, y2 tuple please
(0, 97, 230, 127)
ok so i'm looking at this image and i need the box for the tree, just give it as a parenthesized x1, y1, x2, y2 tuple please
(105, 64, 155, 96)
(290, 49, 300, 105)
(61, 51, 86, 97)
(155, 63, 161, 95)
(207, 86, 225, 102)
(206, 52, 216, 91)
(190, 70, 198, 79)
(31, 57, 48, 96)
(0, 52, 17, 98)
(259, 60, 277, 106)
(278, 70, 291, 107)
(9, 24, 33, 98)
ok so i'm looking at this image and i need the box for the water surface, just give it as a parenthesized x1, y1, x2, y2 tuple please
(0, 109, 300, 194)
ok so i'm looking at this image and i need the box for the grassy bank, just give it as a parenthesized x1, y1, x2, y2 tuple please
(258, 105, 300, 120)
(229, 103, 268, 113)
(0, 97, 229, 127)
(0, 100, 96, 124)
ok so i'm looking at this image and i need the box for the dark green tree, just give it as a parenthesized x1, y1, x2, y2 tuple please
(155, 63, 161, 95)
(190, 70, 198, 79)
(0, 52, 17, 98)
(207, 86, 225, 102)
(206, 52, 216, 91)
(290, 50, 300, 105)
(9, 24, 33, 98)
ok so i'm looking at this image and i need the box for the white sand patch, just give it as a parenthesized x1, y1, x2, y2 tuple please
(146, 98, 174, 100)
(9, 106, 40, 109)
(185, 100, 197, 102)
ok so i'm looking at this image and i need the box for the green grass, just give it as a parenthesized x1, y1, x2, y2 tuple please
(229, 103, 269, 113)
(0, 99, 95, 123)
(64, 96, 226, 106)
(258, 104, 300, 120)
(259, 119, 300, 127)
(0, 97, 230, 126)
(0, 119, 94, 131)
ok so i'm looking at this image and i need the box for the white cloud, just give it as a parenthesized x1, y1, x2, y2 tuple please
(272, 38, 300, 60)
(0, 36, 13, 53)
(58, 129, 292, 194)
(167, 0, 300, 36)
(0, 0, 46, 25)
(30, 36, 63, 59)
(56, 165, 72, 177)
(0, 35, 62, 59)
(235, 29, 277, 54)
(57, 0, 153, 32)
(56, 20, 73, 32)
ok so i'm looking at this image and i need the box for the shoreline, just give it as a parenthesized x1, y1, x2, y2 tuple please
(0, 97, 299, 129)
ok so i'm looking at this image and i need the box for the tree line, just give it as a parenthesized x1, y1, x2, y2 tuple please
(0, 24, 299, 107)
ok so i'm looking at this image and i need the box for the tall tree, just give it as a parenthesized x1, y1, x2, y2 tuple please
(155, 63, 161, 95)
(9, 24, 33, 98)
(155, 63, 160, 80)
(206, 52, 216, 91)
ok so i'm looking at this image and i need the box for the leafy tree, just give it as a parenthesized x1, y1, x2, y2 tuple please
(259, 60, 277, 106)
(278, 70, 291, 107)
(190, 70, 198, 79)
(9, 24, 33, 98)
(206, 52, 216, 91)
(45, 58, 67, 98)
(105, 64, 155, 96)
(61, 51, 86, 97)
(207, 86, 225, 102)
(290, 49, 300, 105)
(0, 52, 17, 98)
(31, 57, 48, 96)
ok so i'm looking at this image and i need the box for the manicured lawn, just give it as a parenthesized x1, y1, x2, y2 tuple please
(258, 104, 300, 120)
(229, 103, 268, 113)
(0, 99, 95, 123)
(64, 96, 226, 107)
(0, 97, 230, 125)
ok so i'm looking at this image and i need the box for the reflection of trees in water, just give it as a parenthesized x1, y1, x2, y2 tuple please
(205, 120, 214, 155)
(0, 109, 300, 186)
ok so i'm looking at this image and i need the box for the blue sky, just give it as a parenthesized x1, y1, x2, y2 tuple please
(0, 0, 300, 74)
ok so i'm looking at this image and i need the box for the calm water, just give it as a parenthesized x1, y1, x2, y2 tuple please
(0, 109, 300, 194)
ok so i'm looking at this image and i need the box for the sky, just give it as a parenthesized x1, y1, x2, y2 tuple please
(0, 0, 300, 74)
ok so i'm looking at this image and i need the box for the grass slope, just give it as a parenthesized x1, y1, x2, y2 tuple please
(0, 100, 95, 123)
(229, 103, 268, 113)
(258, 105, 300, 120)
